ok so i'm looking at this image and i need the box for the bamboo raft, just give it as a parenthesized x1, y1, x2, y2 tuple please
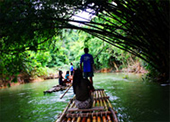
(56, 89, 118, 122)
(43, 85, 69, 94)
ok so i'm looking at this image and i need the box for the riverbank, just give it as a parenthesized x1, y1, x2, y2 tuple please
(0, 63, 148, 89)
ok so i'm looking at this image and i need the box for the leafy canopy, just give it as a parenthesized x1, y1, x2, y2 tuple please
(0, 0, 169, 81)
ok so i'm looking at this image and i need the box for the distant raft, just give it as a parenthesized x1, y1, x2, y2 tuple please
(43, 85, 69, 94)
(56, 89, 118, 122)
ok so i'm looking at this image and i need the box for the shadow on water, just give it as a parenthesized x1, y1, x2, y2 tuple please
(0, 73, 169, 122)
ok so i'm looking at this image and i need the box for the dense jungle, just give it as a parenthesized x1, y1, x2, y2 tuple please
(0, 0, 169, 88)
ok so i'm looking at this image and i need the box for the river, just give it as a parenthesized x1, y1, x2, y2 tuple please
(0, 73, 169, 122)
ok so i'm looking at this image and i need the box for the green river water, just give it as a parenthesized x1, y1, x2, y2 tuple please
(0, 73, 169, 122)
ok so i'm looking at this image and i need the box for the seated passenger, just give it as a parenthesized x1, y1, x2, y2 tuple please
(58, 70, 65, 86)
(73, 68, 95, 109)
(64, 71, 71, 83)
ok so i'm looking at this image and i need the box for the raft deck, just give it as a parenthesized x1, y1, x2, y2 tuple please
(43, 85, 70, 94)
(56, 89, 118, 122)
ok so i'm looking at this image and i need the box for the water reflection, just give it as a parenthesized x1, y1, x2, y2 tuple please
(0, 73, 169, 122)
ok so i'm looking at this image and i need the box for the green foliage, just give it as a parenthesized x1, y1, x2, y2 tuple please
(0, 0, 168, 82)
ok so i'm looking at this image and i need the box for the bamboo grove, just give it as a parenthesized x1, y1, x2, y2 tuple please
(0, 0, 169, 82)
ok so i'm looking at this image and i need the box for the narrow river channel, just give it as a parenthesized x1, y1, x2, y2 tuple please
(0, 73, 169, 122)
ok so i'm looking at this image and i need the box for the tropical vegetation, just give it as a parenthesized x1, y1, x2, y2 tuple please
(0, 0, 169, 87)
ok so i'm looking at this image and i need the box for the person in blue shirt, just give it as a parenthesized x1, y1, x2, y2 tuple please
(64, 71, 71, 83)
(80, 48, 94, 84)
(70, 63, 74, 76)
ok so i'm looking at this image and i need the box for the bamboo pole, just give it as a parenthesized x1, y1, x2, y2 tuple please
(95, 90, 98, 99)
(60, 84, 72, 99)
(87, 117, 91, 122)
(109, 107, 118, 122)
(82, 117, 86, 122)
(98, 90, 101, 98)
(102, 116, 107, 122)
(100, 99, 103, 107)
(100, 91, 104, 97)
(66, 112, 111, 118)
(67, 118, 71, 122)
(96, 99, 100, 106)
(56, 99, 72, 122)
(94, 90, 97, 99)
(103, 99, 108, 110)
(100, 90, 108, 110)
(92, 91, 96, 107)
(96, 90, 100, 106)
(76, 117, 81, 122)
(71, 117, 76, 122)
(101, 90, 118, 122)
(69, 101, 75, 109)
(107, 115, 112, 122)
(97, 116, 101, 122)
(93, 99, 96, 107)
(93, 116, 96, 122)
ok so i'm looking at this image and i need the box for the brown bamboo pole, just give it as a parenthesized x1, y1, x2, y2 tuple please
(107, 99, 113, 108)
(93, 99, 96, 107)
(102, 116, 107, 122)
(87, 117, 91, 122)
(95, 90, 98, 99)
(92, 91, 97, 122)
(71, 117, 76, 122)
(101, 90, 118, 122)
(98, 90, 101, 98)
(103, 99, 108, 110)
(67, 118, 71, 122)
(93, 116, 97, 122)
(107, 115, 112, 122)
(92, 91, 96, 107)
(96, 99, 100, 106)
(96, 90, 100, 106)
(66, 111, 111, 117)
(97, 116, 101, 122)
(100, 90, 108, 110)
(82, 117, 86, 122)
(94, 90, 97, 99)
(76, 116, 81, 122)
(56, 99, 72, 122)
(100, 99, 104, 107)
(101, 90, 112, 108)
(99, 93, 104, 109)
(109, 107, 118, 122)
(99, 91, 103, 98)
(67, 99, 75, 122)
(60, 84, 72, 99)
(69, 101, 75, 109)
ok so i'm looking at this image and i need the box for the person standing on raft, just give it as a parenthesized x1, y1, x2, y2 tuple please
(80, 48, 94, 85)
